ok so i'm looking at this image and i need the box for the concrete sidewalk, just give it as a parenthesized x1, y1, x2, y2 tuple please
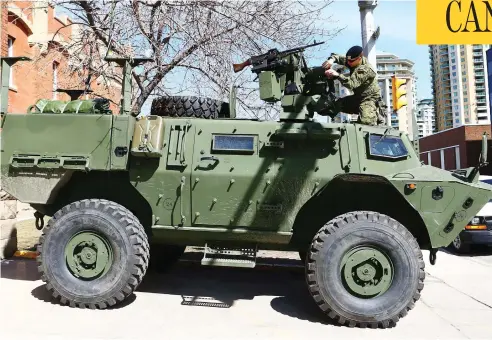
(0, 249, 491, 340)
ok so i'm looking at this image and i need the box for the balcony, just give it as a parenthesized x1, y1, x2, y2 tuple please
(476, 78, 485, 83)
(477, 111, 489, 118)
(475, 66, 484, 70)
(476, 86, 485, 90)
(476, 91, 486, 97)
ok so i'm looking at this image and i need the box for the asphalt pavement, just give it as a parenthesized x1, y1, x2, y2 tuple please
(1, 248, 491, 340)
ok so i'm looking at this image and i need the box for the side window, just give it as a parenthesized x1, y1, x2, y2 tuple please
(367, 133, 408, 159)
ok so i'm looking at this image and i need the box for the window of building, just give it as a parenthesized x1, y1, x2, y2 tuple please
(464, 98, 468, 102)
(451, 52, 455, 57)
(454, 99, 458, 103)
(452, 65, 456, 70)
(7, 36, 14, 86)
(452, 58, 456, 63)
(453, 72, 457, 76)
(454, 91, 458, 96)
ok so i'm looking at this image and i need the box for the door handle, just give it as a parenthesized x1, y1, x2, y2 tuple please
(200, 155, 219, 162)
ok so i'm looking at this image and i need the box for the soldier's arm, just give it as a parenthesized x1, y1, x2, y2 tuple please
(337, 65, 376, 91)
(327, 53, 346, 66)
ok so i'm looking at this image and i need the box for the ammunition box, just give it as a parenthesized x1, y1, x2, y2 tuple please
(259, 71, 281, 102)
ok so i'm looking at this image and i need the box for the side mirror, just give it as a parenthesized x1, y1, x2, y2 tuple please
(481, 132, 488, 167)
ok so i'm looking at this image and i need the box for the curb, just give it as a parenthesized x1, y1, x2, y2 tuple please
(13, 250, 38, 259)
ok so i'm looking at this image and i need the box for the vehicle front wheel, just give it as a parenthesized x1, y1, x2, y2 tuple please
(305, 211, 425, 328)
(36, 199, 150, 309)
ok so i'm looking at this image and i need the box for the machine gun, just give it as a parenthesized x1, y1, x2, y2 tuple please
(231, 41, 339, 121)
(233, 41, 325, 74)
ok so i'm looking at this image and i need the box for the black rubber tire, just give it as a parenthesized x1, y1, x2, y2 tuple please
(448, 234, 470, 254)
(148, 244, 186, 272)
(306, 211, 425, 328)
(150, 95, 230, 119)
(36, 199, 150, 309)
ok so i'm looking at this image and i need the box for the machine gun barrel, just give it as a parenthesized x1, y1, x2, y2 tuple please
(232, 41, 325, 73)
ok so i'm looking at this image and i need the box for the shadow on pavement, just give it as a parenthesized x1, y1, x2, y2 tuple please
(2, 256, 339, 326)
(138, 262, 338, 326)
(30, 284, 137, 309)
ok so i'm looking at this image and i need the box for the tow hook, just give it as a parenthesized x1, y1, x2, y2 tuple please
(34, 211, 45, 231)
(429, 248, 438, 265)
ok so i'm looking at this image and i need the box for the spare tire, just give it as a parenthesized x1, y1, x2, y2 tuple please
(150, 96, 231, 119)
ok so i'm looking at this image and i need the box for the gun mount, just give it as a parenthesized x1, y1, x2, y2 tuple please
(233, 41, 337, 122)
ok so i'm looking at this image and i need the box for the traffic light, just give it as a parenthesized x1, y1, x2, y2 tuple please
(392, 76, 407, 111)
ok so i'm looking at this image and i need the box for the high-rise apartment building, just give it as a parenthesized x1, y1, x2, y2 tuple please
(376, 52, 417, 134)
(487, 48, 492, 118)
(416, 99, 435, 138)
(429, 44, 492, 132)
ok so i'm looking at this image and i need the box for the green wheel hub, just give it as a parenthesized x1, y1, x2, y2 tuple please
(65, 231, 113, 280)
(341, 246, 394, 298)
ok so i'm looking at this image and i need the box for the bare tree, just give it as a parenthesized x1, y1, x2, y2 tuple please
(49, 0, 343, 119)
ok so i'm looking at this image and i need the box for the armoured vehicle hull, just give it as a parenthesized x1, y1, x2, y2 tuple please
(1, 54, 492, 328)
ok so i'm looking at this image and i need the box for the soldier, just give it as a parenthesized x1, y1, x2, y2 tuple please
(319, 45, 385, 125)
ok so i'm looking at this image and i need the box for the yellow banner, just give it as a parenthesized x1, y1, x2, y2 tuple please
(417, 0, 492, 44)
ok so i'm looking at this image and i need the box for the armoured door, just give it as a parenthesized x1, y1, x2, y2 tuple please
(190, 120, 282, 230)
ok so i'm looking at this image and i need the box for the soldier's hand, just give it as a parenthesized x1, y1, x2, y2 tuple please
(322, 58, 334, 69)
(325, 69, 339, 79)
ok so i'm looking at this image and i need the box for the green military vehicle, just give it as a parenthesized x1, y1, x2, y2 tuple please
(1, 43, 492, 329)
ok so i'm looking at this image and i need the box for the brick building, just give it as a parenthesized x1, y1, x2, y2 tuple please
(1, 2, 7, 62)
(419, 124, 492, 175)
(1, 1, 120, 114)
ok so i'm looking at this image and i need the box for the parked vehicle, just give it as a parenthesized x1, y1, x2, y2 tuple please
(1, 47, 492, 329)
(450, 175, 492, 253)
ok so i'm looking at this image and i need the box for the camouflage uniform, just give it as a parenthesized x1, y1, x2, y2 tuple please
(322, 53, 384, 126)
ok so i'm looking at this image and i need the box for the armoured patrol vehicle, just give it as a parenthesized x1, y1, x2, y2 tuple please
(1, 43, 492, 329)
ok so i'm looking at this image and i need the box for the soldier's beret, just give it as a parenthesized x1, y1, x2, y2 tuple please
(346, 46, 364, 59)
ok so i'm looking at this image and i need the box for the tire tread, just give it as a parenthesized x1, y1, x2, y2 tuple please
(305, 211, 425, 329)
(36, 199, 150, 309)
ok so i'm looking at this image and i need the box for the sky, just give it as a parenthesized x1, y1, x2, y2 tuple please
(313, 0, 432, 100)
(56, 0, 433, 111)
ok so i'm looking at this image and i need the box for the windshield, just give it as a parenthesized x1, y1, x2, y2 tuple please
(368, 134, 408, 159)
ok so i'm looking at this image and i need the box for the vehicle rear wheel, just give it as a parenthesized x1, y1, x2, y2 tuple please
(150, 96, 230, 119)
(36, 199, 150, 309)
(305, 211, 425, 328)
